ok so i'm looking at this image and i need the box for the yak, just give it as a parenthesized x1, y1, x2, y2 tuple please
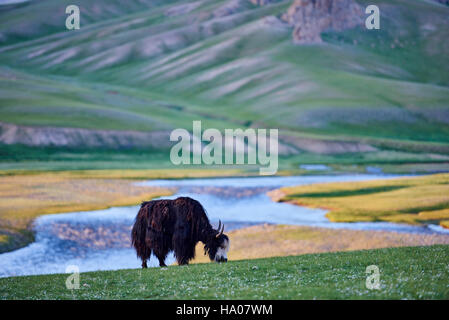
(131, 196, 230, 267)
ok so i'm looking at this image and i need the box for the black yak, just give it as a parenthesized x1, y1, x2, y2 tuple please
(131, 197, 230, 267)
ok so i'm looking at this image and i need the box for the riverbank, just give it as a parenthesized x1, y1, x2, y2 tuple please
(269, 173, 449, 228)
(0, 169, 243, 253)
(1, 245, 448, 299)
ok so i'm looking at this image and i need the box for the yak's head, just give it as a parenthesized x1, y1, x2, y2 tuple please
(204, 220, 230, 263)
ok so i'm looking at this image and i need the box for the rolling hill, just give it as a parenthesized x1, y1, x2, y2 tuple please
(0, 0, 449, 170)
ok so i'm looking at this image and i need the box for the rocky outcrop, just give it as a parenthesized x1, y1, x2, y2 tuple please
(0, 122, 172, 149)
(282, 0, 363, 44)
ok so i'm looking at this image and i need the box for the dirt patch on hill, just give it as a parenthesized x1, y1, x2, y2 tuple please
(279, 134, 377, 154)
(0, 122, 172, 149)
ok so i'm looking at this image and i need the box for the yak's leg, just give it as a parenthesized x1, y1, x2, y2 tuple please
(146, 229, 169, 267)
(140, 246, 152, 269)
(175, 248, 194, 265)
(152, 237, 170, 267)
(139, 235, 153, 269)
(153, 248, 168, 267)
(158, 256, 167, 267)
(173, 236, 196, 266)
(177, 258, 189, 266)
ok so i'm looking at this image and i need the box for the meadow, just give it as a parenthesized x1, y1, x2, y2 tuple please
(1, 143, 449, 174)
(1, 245, 448, 299)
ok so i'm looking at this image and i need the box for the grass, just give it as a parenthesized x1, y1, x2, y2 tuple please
(0, 168, 244, 253)
(1, 143, 448, 173)
(0, 167, 245, 179)
(1, 245, 448, 299)
(272, 173, 449, 226)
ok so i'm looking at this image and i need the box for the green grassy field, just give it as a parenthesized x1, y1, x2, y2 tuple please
(1, 245, 448, 299)
(1, 143, 449, 173)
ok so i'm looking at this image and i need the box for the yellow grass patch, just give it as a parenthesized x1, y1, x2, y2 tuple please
(0, 168, 244, 180)
(418, 209, 449, 220)
(0, 234, 9, 243)
(0, 175, 172, 228)
(0, 168, 244, 227)
(271, 173, 449, 225)
(379, 214, 422, 224)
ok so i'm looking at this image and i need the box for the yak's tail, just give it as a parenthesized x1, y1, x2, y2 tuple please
(131, 201, 154, 264)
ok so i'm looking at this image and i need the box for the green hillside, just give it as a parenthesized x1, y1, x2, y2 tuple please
(1, 0, 449, 169)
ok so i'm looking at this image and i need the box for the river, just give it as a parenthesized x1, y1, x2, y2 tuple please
(0, 174, 447, 278)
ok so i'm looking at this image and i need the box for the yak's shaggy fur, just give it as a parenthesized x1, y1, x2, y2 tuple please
(131, 197, 229, 267)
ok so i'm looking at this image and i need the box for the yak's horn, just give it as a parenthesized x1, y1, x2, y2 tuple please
(219, 221, 224, 235)
(216, 220, 223, 237)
